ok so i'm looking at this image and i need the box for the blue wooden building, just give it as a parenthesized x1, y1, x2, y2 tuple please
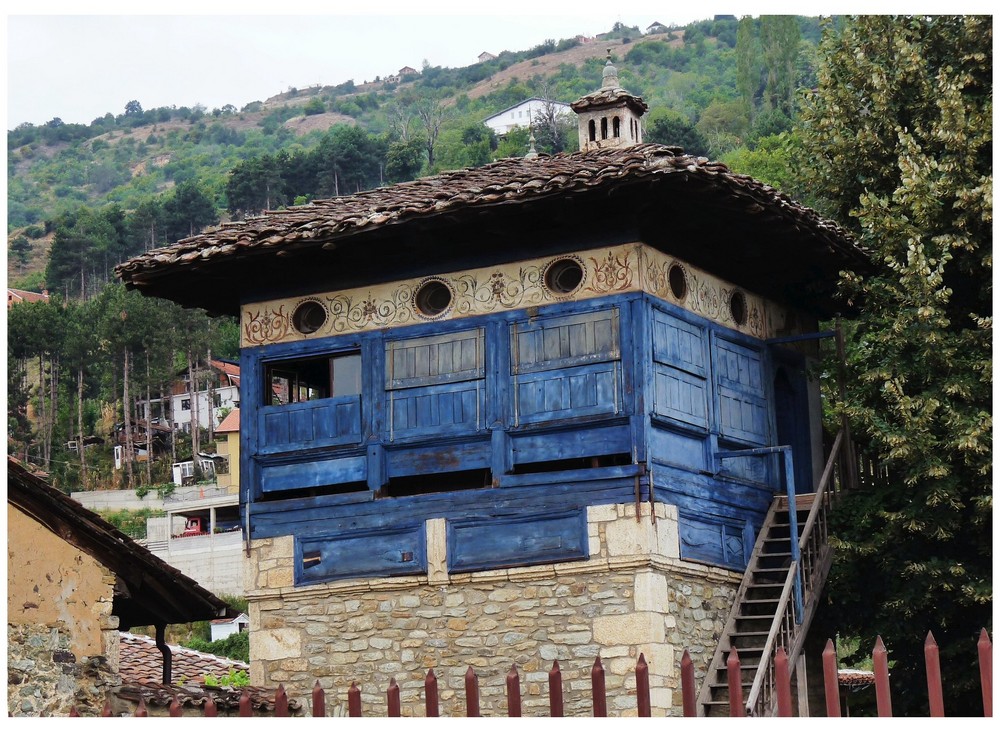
(118, 59, 866, 715)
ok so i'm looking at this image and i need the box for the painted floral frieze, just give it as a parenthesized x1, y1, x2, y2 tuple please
(242, 244, 781, 347)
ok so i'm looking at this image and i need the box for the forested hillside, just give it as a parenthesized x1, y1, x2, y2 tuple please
(8, 16, 821, 489)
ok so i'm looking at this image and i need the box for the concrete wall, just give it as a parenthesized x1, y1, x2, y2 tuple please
(7, 505, 121, 716)
(71, 485, 231, 513)
(247, 502, 739, 716)
(149, 531, 245, 598)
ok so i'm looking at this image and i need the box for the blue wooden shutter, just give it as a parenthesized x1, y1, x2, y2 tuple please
(385, 328, 485, 441)
(650, 309, 709, 430)
(510, 308, 621, 425)
(713, 337, 769, 445)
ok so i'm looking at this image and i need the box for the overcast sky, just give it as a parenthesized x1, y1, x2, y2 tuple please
(4, 1, 985, 130)
(5, 2, 714, 129)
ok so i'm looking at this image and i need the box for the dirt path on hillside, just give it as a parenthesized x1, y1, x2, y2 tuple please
(463, 32, 678, 101)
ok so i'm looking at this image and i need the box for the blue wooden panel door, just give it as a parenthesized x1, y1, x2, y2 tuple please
(651, 309, 709, 429)
(385, 328, 486, 441)
(713, 336, 769, 446)
(511, 308, 621, 426)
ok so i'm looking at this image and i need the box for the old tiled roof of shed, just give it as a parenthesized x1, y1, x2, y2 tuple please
(116, 682, 302, 715)
(7, 457, 230, 629)
(115, 144, 867, 316)
(119, 632, 248, 685)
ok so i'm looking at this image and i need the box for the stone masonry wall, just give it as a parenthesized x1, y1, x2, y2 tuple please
(247, 502, 740, 716)
(7, 623, 120, 716)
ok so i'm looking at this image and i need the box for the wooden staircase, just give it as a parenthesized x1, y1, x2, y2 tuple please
(696, 429, 851, 716)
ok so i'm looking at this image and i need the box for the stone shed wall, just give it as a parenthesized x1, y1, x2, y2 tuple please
(247, 503, 739, 716)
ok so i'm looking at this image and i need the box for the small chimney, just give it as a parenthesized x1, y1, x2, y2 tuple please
(570, 50, 649, 153)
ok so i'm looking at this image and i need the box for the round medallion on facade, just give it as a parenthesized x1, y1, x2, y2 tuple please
(542, 256, 585, 298)
(667, 262, 688, 301)
(292, 299, 328, 335)
(414, 277, 455, 319)
(729, 290, 748, 326)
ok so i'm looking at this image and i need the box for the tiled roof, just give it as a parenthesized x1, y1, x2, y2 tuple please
(119, 632, 248, 685)
(209, 358, 241, 385)
(7, 288, 50, 304)
(216, 408, 240, 433)
(115, 143, 867, 317)
(116, 683, 302, 715)
(117, 144, 858, 284)
(838, 669, 876, 689)
(570, 86, 649, 114)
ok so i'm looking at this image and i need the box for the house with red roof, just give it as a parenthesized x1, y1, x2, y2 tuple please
(7, 287, 49, 309)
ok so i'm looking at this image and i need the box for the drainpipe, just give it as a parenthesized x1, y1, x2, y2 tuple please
(155, 623, 172, 684)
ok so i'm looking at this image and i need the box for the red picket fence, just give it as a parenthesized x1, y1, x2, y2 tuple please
(77, 628, 991, 717)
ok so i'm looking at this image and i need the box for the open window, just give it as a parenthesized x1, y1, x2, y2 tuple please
(265, 352, 361, 406)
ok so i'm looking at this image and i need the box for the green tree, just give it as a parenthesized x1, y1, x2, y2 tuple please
(759, 16, 801, 117)
(645, 109, 709, 157)
(797, 16, 992, 715)
(162, 181, 218, 241)
(384, 137, 425, 182)
(10, 235, 32, 272)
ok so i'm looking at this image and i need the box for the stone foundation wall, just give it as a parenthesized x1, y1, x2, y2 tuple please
(7, 623, 120, 716)
(247, 503, 740, 716)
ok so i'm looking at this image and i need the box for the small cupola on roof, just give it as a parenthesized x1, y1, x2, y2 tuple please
(571, 50, 649, 152)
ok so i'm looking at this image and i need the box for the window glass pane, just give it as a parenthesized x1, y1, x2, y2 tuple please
(332, 353, 362, 396)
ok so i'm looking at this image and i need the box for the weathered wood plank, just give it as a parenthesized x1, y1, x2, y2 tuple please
(447, 509, 588, 573)
(297, 524, 427, 583)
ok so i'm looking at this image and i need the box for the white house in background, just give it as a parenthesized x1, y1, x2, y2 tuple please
(483, 97, 573, 137)
(139, 359, 240, 434)
(210, 613, 249, 642)
(477, 51, 497, 63)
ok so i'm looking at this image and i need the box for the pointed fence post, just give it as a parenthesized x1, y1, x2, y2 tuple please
(822, 639, 842, 718)
(387, 678, 401, 717)
(727, 648, 744, 717)
(204, 695, 218, 718)
(169, 693, 182, 717)
(548, 660, 564, 717)
(275, 684, 288, 717)
(636, 653, 651, 717)
(591, 656, 607, 717)
(135, 697, 148, 717)
(506, 665, 522, 717)
(979, 628, 993, 717)
(425, 670, 440, 717)
(102, 696, 114, 717)
(465, 667, 480, 717)
(925, 631, 944, 716)
(312, 680, 325, 717)
(873, 636, 892, 717)
(69, 706, 80, 717)
(348, 681, 362, 717)
(239, 688, 252, 717)
(681, 650, 697, 717)
(775, 647, 793, 717)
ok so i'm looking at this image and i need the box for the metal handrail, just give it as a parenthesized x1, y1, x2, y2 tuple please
(743, 428, 847, 716)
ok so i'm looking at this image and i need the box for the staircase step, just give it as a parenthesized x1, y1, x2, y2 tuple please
(735, 614, 777, 621)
